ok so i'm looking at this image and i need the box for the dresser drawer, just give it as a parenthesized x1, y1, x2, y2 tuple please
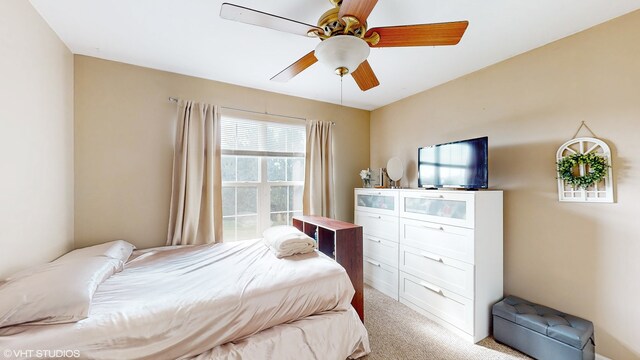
(400, 245, 474, 299)
(400, 218, 474, 264)
(400, 190, 475, 228)
(355, 212, 399, 242)
(399, 272, 473, 335)
(355, 189, 399, 217)
(364, 235, 399, 268)
(364, 256, 399, 300)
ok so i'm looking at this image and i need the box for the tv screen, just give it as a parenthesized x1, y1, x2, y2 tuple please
(418, 136, 488, 189)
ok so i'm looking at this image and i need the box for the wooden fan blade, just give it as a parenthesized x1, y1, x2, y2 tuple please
(220, 3, 323, 37)
(351, 60, 379, 91)
(338, 0, 378, 24)
(271, 51, 318, 82)
(367, 21, 469, 47)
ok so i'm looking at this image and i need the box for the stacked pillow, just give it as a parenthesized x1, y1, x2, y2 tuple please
(0, 240, 135, 328)
(263, 226, 316, 258)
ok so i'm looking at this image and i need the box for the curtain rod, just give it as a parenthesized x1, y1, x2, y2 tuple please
(168, 97, 335, 125)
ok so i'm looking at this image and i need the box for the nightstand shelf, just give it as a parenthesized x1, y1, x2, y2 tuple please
(292, 215, 364, 321)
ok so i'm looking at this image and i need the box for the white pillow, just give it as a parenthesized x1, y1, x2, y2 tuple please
(0, 256, 122, 328)
(56, 240, 135, 265)
(263, 225, 307, 242)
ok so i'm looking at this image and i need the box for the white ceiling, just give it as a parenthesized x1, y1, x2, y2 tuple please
(30, 0, 640, 110)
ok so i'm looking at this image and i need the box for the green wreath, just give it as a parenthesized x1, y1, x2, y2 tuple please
(557, 152, 608, 189)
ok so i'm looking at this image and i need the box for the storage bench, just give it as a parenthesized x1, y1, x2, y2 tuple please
(492, 296, 595, 360)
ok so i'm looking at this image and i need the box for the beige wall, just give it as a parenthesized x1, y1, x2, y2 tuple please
(0, 1, 74, 278)
(371, 11, 640, 359)
(7, 2, 635, 355)
(74, 56, 370, 250)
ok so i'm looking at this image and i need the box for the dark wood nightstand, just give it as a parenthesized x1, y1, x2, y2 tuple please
(292, 215, 364, 322)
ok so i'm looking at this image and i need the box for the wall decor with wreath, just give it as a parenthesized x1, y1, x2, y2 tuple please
(556, 122, 613, 203)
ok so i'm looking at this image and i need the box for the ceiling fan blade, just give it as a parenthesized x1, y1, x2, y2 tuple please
(338, 0, 379, 24)
(367, 21, 469, 47)
(271, 51, 318, 82)
(220, 3, 323, 37)
(351, 60, 379, 91)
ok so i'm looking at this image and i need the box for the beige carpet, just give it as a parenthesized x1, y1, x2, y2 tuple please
(361, 286, 531, 360)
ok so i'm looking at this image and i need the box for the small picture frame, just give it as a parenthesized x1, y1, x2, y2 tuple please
(370, 168, 385, 187)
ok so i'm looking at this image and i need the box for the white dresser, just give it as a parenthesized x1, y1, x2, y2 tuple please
(354, 188, 503, 343)
(354, 188, 399, 300)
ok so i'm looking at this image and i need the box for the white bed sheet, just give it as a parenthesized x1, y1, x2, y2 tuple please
(0, 239, 365, 359)
(193, 308, 369, 360)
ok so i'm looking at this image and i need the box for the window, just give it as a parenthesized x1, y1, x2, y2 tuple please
(221, 116, 305, 241)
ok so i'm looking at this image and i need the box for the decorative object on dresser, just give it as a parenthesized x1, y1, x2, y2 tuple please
(386, 157, 404, 188)
(292, 215, 364, 321)
(370, 168, 385, 188)
(355, 188, 503, 343)
(556, 122, 613, 203)
(359, 168, 372, 188)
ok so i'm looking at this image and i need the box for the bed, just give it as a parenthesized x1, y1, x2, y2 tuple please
(0, 239, 370, 359)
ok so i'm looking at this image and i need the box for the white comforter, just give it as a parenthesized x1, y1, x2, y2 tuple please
(0, 240, 356, 359)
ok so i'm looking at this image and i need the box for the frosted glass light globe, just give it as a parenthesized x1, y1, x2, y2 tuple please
(314, 35, 370, 75)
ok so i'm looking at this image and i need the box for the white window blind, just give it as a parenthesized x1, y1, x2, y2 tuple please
(221, 117, 305, 157)
(220, 115, 306, 242)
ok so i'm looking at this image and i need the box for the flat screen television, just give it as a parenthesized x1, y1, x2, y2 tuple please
(418, 136, 488, 189)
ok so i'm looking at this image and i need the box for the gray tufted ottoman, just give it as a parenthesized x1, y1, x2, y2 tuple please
(492, 296, 595, 360)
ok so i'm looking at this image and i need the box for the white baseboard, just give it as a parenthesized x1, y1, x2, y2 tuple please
(596, 353, 612, 360)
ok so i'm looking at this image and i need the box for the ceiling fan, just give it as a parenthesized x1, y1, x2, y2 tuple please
(220, 0, 468, 91)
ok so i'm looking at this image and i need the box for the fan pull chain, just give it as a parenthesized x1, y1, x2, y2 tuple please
(340, 75, 343, 105)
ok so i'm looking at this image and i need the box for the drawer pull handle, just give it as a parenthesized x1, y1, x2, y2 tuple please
(419, 195, 444, 199)
(421, 252, 443, 263)
(366, 259, 382, 267)
(419, 281, 443, 296)
(367, 215, 382, 219)
(422, 224, 444, 231)
(367, 237, 382, 243)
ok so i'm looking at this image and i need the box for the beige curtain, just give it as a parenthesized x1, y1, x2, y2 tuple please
(303, 120, 335, 218)
(167, 100, 222, 245)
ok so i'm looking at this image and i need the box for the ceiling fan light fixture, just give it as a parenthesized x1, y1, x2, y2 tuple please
(314, 35, 370, 76)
